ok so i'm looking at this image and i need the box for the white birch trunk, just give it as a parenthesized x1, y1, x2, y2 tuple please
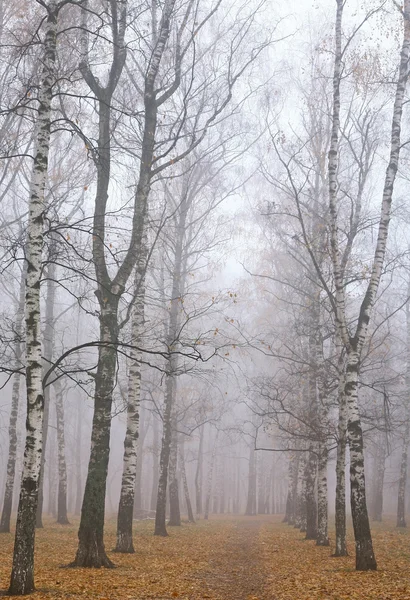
(0, 265, 26, 533)
(316, 442, 329, 546)
(115, 249, 146, 552)
(9, 5, 58, 594)
(327, 0, 410, 572)
(37, 243, 57, 528)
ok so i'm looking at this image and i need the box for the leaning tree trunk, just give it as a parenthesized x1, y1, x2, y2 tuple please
(115, 257, 145, 553)
(0, 265, 25, 533)
(9, 6, 58, 595)
(54, 378, 70, 525)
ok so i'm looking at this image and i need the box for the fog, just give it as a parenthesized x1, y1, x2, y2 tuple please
(0, 0, 409, 596)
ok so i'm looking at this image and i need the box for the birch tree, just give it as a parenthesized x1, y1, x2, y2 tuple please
(115, 247, 146, 553)
(9, 1, 59, 594)
(326, 0, 410, 571)
(0, 265, 26, 533)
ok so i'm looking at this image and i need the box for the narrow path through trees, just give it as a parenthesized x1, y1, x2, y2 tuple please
(192, 519, 268, 600)
(1, 516, 410, 599)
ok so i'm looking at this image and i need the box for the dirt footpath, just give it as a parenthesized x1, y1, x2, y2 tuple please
(192, 518, 268, 600)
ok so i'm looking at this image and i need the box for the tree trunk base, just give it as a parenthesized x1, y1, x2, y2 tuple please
(154, 528, 169, 537)
(332, 549, 348, 557)
(66, 541, 116, 568)
(113, 532, 135, 553)
(9, 578, 35, 595)
(316, 538, 330, 547)
(57, 517, 70, 525)
(396, 519, 407, 528)
(355, 541, 377, 571)
(113, 546, 135, 554)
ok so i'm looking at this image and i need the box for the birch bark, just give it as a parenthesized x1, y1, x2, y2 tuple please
(9, 4, 58, 594)
(316, 442, 329, 546)
(0, 265, 26, 533)
(36, 241, 57, 528)
(327, 0, 410, 571)
(115, 247, 146, 553)
(334, 347, 348, 555)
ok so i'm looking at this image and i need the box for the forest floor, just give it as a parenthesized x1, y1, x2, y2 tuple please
(1, 515, 410, 599)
